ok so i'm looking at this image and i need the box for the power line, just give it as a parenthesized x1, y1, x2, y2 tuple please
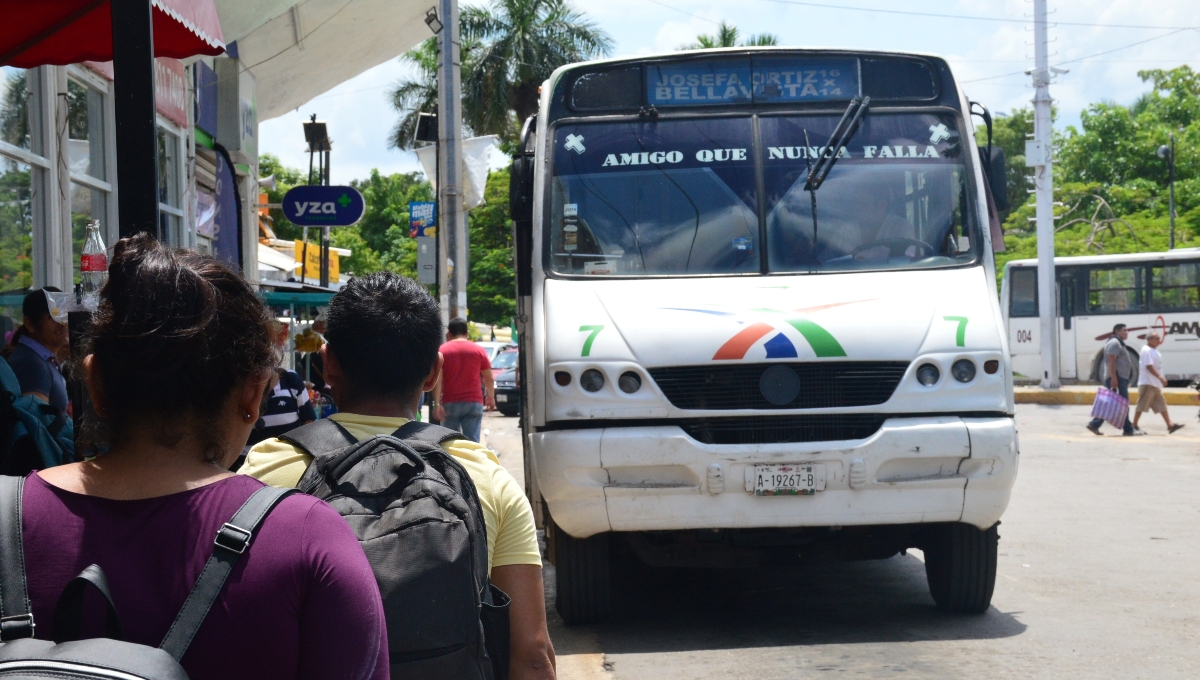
(644, 0, 721, 25)
(755, 0, 1198, 31)
(960, 27, 1195, 83)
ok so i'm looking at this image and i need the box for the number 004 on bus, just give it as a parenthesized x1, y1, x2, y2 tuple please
(748, 464, 827, 496)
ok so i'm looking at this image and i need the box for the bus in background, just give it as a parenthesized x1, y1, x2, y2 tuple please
(508, 48, 1018, 622)
(1002, 250, 1200, 384)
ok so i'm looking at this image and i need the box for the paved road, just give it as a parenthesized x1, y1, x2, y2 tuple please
(483, 405, 1200, 678)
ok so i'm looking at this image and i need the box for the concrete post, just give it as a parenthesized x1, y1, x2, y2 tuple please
(1029, 0, 1059, 387)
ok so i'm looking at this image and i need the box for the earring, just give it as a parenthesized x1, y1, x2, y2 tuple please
(245, 413, 254, 421)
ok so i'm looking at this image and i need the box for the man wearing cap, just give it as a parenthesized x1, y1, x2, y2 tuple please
(1133, 331, 1184, 434)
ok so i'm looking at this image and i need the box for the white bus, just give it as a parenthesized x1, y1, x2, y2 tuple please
(1002, 250, 1200, 383)
(507, 48, 1018, 622)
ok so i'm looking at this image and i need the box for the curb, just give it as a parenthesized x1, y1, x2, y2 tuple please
(1015, 386, 1197, 406)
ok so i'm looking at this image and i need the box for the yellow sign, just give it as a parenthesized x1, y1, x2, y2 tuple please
(294, 240, 339, 283)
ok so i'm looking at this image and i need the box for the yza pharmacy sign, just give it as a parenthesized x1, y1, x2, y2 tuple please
(282, 186, 366, 226)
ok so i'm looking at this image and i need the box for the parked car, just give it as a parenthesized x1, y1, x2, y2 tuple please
(475, 341, 516, 363)
(492, 349, 520, 417)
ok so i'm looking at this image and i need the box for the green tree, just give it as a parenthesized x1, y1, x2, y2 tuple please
(994, 66, 1200, 284)
(0, 163, 32, 291)
(389, 0, 612, 151)
(467, 168, 515, 324)
(462, 0, 612, 138)
(350, 170, 434, 254)
(680, 21, 777, 50)
(387, 39, 444, 151)
(257, 153, 306, 242)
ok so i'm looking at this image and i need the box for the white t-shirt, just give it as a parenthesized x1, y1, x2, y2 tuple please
(1138, 344, 1164, 388)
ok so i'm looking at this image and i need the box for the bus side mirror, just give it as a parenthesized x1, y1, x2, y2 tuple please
(509, 155, 533, 223)
(979, 147, 1009, 213)
(511, 115, 537, 297)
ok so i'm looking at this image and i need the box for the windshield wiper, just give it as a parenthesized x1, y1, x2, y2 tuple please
(804, 95, 870, 192)
(801, 95, 871, 245)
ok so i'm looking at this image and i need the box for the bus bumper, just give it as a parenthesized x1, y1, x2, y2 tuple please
(532, 416, 1018, 539)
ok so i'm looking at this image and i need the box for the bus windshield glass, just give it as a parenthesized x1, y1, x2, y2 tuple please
(548, 112, 978, 277)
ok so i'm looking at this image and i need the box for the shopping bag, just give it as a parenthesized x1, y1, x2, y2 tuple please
(1091, 387, 1129, 430)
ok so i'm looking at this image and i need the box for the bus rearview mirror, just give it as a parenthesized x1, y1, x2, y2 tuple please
(509, 156, 533, 223)
(980, 147, 1009, 213)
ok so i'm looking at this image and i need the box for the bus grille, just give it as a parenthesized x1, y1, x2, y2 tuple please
(648, 362, 910, 410)
(680, 415, 887, 445)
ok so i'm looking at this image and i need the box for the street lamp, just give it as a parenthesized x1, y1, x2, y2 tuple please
(1158, 132, 1176, 250)
(424, 8, 443, 34)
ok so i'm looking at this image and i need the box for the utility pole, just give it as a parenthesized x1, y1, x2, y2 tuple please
(1028, 0, 1059, 388)
(437, 0, 466, 323)
(1159, 133, 1176, 249)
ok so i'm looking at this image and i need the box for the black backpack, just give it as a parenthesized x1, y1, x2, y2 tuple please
(0, 475, 294, 679)
(280, 419, 510, 680)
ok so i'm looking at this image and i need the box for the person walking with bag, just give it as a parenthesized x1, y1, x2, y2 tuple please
(4, 236, 388, 680)
(1088, 323, 1140, 436)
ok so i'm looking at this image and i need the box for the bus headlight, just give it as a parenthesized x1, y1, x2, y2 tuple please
(580, 369, 605, 392)
(618, 371, 642, 394)
(951, 359, 977, 383)
(916, 363, 940, 386)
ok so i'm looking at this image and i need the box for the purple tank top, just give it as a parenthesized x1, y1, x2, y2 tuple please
(20, 473, 388, 680)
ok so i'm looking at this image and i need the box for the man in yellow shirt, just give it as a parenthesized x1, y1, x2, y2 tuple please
(241, 273, 554, 680)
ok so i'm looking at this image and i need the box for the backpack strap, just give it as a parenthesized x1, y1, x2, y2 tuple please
(277, 417, 357, 456)
(0, 475, 33, 641)
(392, 420, 467, 447)
(159, 485, 295, 661)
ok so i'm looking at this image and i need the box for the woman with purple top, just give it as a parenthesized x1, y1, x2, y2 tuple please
(21, 235, 389, 680)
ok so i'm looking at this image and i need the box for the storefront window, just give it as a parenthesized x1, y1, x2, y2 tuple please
(0, 68, 31, 150)
(0, 159, 33, 290)
(157, 127, 182, 244)
(67, 79, 105, 180)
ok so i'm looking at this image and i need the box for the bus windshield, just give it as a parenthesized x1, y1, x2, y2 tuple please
(548, 112, 978, 276)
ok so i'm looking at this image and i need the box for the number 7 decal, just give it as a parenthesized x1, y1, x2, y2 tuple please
(579, 325, 605, 356)
(944, 316, 968, 347)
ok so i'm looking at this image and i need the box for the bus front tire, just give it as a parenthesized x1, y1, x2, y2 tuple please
(553, 524, 611, 625)
(923, 522, 998, 614)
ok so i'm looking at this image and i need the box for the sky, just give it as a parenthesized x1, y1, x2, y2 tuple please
(258, 0, 1199, 185)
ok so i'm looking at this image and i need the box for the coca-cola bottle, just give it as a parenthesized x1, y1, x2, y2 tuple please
(80, 219, 107, 311)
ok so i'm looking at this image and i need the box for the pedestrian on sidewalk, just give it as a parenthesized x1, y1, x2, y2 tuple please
(240, 274, 555, 679)
(1088, 323, 1139, 436)
(434, 317, 496, 443)
(22, 235, 388, 680)
(1133, 331, 1184, 434)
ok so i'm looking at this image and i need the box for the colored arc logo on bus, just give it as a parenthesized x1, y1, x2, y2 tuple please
(715, 319, 845, 359)
(666, 299, 874, 360)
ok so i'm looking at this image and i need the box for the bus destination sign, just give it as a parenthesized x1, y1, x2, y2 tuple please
(647, 57, 859, 107)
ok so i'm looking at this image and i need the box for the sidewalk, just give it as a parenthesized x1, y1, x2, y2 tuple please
(1015, 384, 1197, 405)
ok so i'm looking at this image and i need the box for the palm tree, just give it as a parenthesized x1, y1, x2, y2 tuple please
(387, 39, 444, 151)
(388, 0, 612, 149)
(680, 22, 777, 50)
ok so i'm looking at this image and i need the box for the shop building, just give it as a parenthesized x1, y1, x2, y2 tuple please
(1, 0, 436, 333)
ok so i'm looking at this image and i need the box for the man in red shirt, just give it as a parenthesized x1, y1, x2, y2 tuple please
(433, 317, 495, 442)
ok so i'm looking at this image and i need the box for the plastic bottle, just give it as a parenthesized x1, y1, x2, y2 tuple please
(80, 219, 107, 311)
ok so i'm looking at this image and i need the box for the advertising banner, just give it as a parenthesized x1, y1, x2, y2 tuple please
(294, 240, 340, 283)
(410, 201, 437, 237)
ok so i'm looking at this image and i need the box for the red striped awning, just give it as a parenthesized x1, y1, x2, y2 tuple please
(0, 0, 224, 67)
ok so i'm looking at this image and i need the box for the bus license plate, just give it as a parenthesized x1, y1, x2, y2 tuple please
(752, 464, 826, 496)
